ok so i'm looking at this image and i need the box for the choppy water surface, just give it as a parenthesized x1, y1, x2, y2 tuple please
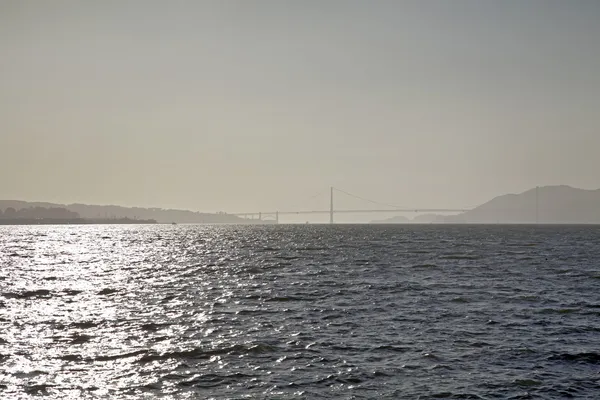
(1, 224, 600, 399)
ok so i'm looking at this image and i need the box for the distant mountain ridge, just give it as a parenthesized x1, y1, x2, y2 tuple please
(371, 215, 410, 224)
(371, 185, 600, 224)
(446, 185, 600, 224)
(0, 200, 253, 224)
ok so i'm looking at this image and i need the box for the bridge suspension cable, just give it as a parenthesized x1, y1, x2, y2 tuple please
(229, 185, 468, 223)
(332, 187, 406, 210)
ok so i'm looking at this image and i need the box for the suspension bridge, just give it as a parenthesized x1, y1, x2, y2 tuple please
(229, 187, 469, 224)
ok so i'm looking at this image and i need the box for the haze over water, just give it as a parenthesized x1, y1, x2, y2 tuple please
(2, 224, 600, 399)
(2, 1, 600, 213)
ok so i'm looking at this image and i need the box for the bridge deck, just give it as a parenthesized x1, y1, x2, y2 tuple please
(231, 208, 468, 216)
(227, 187, 469, 221)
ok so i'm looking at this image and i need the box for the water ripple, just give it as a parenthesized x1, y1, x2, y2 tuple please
(1, 224, 599, 398)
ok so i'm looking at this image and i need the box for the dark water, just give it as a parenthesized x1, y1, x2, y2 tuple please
(1, 224, 600, 399)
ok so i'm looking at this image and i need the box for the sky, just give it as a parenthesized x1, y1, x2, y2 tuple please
(1, 0, 599, 220)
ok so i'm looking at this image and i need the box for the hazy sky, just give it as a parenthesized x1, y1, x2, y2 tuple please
(1, 0, 599, 217)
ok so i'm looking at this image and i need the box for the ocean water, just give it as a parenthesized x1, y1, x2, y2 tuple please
(1, 224, 599, 399)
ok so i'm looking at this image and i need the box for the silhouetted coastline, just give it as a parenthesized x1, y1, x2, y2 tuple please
(0, 203, 278, 225)
(0, 206, 157, 225)
(0, 217, 157, 225)
(371, 185, 600, 224)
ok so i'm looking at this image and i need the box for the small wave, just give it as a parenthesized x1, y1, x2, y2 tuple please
(161, 295, 177, 303)
(13, 370, 48, 379)
(162, 372, 189, 381)
(469, 341, 491, 348)
(235, 309, 266, 315)
(558, 326, 600, 335)
(62, 289, 83, 296)
(177, 372, 255, 388)
(538, 307, 580, 315)
(7, 253, 33, 258)
(428, 393, 484, 399)
(450, 297, 470, 303)
(422, 353, 442, 361)
(330, 344, 369, 352)
(98, 288, 119, 295)
(60, 354, 83, 362)
(440, 254, 480, 260)
(70, 321, 102, 329)
(548, 352, 600, 364)
(70, 333, 93, 344)
(139, 343, 278, 363)
(60, 349, 147, 362)
(93, 350, 147, 362)
(141, 322, 172, 332)
(265, 296, 303, 302)
(513, 378, 542, 387)
(257, 247, 279, 252)
(275, 255, 300, 260)
(2, 289, 51, 299)
(516, 294, 540, 302)
(24, 384, 55, 395)
(336, 376, 363, 384)
(137, 382, 161, 391)
(557, 308, 580, 314)
(371, 345, 409, 353)
(310, 374, 337, 386)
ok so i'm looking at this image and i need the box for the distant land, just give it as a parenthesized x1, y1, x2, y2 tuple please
(0, 201, 271, 225)
(372, 214, 445, 224)
(0, 217, 157, 225)
(372, 215, 410, 224)
(4, 185, 600, 225)
(372, 185, 600, 224)
(0, 205, 157, 225)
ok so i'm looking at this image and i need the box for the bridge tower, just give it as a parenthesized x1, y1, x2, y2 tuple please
(330, 186, 334, 224)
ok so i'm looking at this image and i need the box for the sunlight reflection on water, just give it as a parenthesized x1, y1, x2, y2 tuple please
(1, 224, 600, 398)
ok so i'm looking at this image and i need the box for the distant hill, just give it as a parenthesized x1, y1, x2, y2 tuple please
(444, 185, 600, 224)
(369, 185, 600, 224)
(0, 200, 261, 224)
(371, 215, 410, 224)
(370, 213, 446, 224)
(412, 213, 447, 223)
